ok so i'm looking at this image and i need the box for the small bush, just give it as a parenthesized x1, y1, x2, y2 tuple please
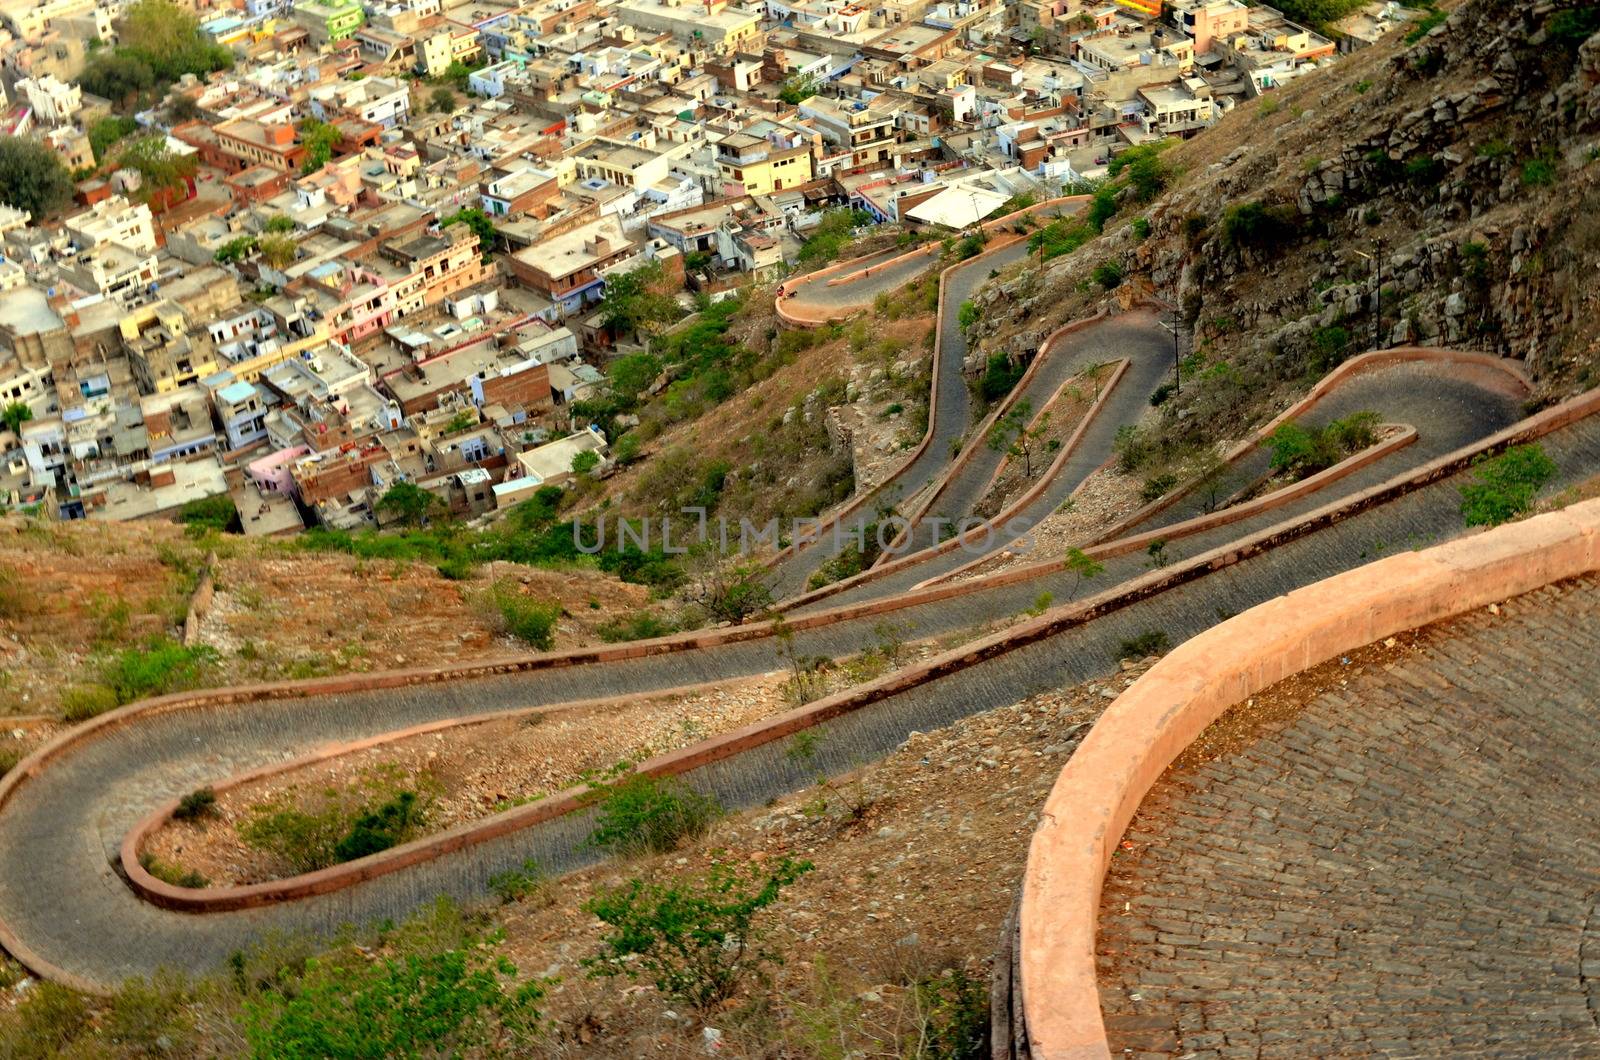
(1090, 261, 1124, 288)
(979, 352, 1025, 402)
(101, 638, 218, 705)
(1, 981, 90, 1057)
(915, 968, 990, 1059)
(1266, 412, 1380, 478)
(173, 786, 217, 821)
(597, 612, 677, 642)
(584, 772, 721, 857)
(582, 856, 813, 1009)
(332, 790, 425, 862)
(138, 852, 208, 888)
(1520, 156, 1557, 188)
(1140, 472, 1177, 502)
(488, 859, 551, 905)
(957, 299, 978, 330)
(490, 579, 560, 650)
(242, 921, 546, 1057)
(1118, 630, 1170, 660)
(240, 801, 350, 874)
(60, 683, 119, 722)
(1222, 201, 1297, 250)
(106, 971, 195, 1055)
(1459, 444, 1557, 527)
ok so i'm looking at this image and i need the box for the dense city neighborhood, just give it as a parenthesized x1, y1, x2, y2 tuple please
(0, 0, 1416, 533)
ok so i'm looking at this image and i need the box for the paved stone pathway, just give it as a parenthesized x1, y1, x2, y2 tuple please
(1096, 576, 1600, 1058)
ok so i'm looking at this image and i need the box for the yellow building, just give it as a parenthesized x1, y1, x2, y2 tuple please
(716, 133, 813, 195)
(615, 0, 760, 55)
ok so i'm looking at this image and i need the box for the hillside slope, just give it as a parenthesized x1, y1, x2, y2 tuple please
(971, 0, 1599, 466)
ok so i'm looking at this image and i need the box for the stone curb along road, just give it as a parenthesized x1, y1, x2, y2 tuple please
(0, 273, 1596, 990)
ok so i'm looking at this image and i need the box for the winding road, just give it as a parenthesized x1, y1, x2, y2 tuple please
(3, 222, 1600, 993)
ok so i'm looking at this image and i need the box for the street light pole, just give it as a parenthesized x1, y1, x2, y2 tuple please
(1172, 290, 1182, 394)
(1371, 237, 1383, 350)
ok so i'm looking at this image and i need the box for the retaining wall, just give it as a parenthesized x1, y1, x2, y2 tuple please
(102, 386, 1600, 913)
(1015, 496, 1600, 1059)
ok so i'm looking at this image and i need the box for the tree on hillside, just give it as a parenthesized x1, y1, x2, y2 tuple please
(0, 138, 74, 219)
(987, 398, 1049, 477)
(599, 260, 682, 338)
(376, 482, 444, 527)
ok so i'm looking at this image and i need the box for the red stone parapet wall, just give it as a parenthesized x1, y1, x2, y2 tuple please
(1016, 497, 1600, 1059)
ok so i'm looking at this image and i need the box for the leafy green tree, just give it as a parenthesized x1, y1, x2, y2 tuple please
(298, 119, 339, 175)
(429, 86, 457, 113)
(375, 481, 442, 527)
(166, 93, 202, 123)
(119, 0, 232, 82)
(598, 259, 682, 337)
(77, 52, 157, 108)
(777, 73, 817, 104)
(441, 206, 496, 255)
(88, 116, 139, 163)
(1062, 546, 1103, 600)
(582, 857, 812, 1009)
(1, 402, 32, 435)
(570, 449, 600, 476)
(114, 134, 197, 202)
(213, 235, 257, 264)
(987, 398, 1048, 477)
(263, 214, 295, 233)
(0, 137, 74, 219)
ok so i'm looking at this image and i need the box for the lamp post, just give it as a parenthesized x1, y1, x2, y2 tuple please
(1170, 286, 1182, 394)
(1355, 239, 1384, 350)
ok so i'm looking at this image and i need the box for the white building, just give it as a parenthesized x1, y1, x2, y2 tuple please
(15, 75, 81, 127)
(63, 196, 157, 256)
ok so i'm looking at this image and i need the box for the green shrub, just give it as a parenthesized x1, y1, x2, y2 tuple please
(582, 857, 812, 1009)
(435, 555, 475, 580)
(105, 971, 195, 1055)
(979, 352, 1025, 401)
(1140, 472, 1177, 502)
(584, 772, 721, 857)
(332, 790, 424, 862)
(1405, 155, 1445, 186)
(597, 612, 677, 642)
(138, 852, 207, 888)
(1118, 629, 1170, 660)
(957, 299, 978, 330)
(1130, 217, 1151, 240)
(0, 981, 90, 1058)
(101, 638, 218, 705)
(1548, 6, 1600, 48)
(178, 494, 237, 535)
(173, 786, 217, 821)
(243, 922, 545, 1057)
(1520, 156, 1557, 188)
(490, 579, 560, 650)
(1091, 261, 1124, 288)
(1221, 201, 1298, 249)
(1403, 5, 1447, 43)
(60, 683, 119, 722)
(915, 968, 990, 1059)
(488, 859, 551, 905)
(1459, 444, 1557, 527)
(1266, 412, 1380, 478)
(240, 801, 351, 874)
